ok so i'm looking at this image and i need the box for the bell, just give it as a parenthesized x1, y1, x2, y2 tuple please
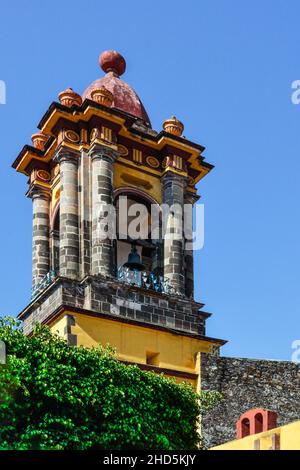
(123, 245, 145, 272)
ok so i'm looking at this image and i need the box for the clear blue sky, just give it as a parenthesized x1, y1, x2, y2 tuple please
(1, 0, 300, 361)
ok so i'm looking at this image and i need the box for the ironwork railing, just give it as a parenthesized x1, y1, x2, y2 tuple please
(117, 267, 175, 295)
(31, 268, 175, 300)
(31, 270, 57, 300)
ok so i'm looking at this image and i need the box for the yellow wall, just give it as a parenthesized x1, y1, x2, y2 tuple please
(51, 314, 67, 338)
(211, 420, 300, 450)
(50, 312, 216, 388)
(113, 162, 162, 203)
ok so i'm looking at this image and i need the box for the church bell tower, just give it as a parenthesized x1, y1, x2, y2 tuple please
(13, 50, 225, 388)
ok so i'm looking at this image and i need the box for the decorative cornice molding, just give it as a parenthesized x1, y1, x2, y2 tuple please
(88, 142, 118, 162)
(53, 144, 80, 165)
(161, 170, 188, 188)
(27, 184, 51, 200)
(184, 191, 200, 205)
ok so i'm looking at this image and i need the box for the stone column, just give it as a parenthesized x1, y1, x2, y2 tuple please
(57, 150, 80, 279)
(184, 192, 199, 299)
(78, 150, 92, 278)
(31, 187, 50, 290)
(90, 144, 116, 277)
(162, 172, 187, 296)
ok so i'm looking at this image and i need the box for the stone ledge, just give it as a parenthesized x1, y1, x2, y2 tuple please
(17, 276, 225, 343)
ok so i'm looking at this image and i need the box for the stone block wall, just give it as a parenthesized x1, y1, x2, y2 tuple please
(201, 353, 300, 448)
(23, 283, 63, 334)
(88, 278, 206, 334)
(21, 277, 208, 337)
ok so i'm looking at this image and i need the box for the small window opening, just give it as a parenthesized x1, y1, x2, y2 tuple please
(146, 351, 160, 366)
(241, 418, 250, 438)
(255, 413, 263, 434)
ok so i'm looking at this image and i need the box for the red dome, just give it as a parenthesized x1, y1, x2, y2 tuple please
(82, 50, 151, 127)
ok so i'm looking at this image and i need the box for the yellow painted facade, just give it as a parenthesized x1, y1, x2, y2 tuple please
(49, 312, 217, 389)
(113, 162, 162, 203)
(211, 420, 300, 450)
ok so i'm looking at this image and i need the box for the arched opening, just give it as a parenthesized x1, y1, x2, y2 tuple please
(241, 418, 250, 438)
(51, 206, 60, 273)
(53, 207, 60, 231)
(254, 412, 263, 434)
(114, 190, 163, 290)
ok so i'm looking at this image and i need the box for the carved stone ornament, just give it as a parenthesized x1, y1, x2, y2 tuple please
(36, 170, 51, 182)
(117, 144, 129, 156)
(146, 156, 160, 168)
(58, 88, 82, 108)
(90, 128, 101, 142)
(162, 116, 184, 137)
(90, 87, 114, 107)
(64, 130, 80, 143)
(31, 132, 49, 151)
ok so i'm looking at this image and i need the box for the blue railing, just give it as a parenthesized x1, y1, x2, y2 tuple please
(31, 270, 57, 300)
(117, 267, 175, 295)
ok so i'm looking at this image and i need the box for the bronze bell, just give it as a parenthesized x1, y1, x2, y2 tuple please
(123, 245, 145, 272)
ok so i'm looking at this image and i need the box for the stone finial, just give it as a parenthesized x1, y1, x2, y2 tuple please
(58, 88, 82, 107)
(163, 116, 184, 137)
(99, 50, 126, 77)
(90, 87, 114, 107)
(31, 132, 49, 150)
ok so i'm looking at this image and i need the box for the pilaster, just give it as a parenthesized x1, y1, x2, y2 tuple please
(30, 187, 50, 290)
(89, 143, 117, 277)
(161, 170, 188, 296)
(55, 148, 80, 279)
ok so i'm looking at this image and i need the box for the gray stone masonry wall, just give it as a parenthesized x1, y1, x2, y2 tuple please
(31, 190, 50, 290)
(21, 277, 208, 338)
(201, 353, 300, 448)
(22, 283, 63, 334)
(58, 152, 80, 279)
(162, 173, 186, 296)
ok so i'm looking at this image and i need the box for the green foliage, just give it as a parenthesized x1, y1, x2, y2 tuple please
(0, 316, 220, 450)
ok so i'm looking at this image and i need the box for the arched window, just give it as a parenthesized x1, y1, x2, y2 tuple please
(254, 412, 263, 434)
(53, 207, 60, 231)
(241, 418, 250, 438)
(51, 206, 60, 273)
(237, 409, 278, 439)
(114, 190, 163, 290)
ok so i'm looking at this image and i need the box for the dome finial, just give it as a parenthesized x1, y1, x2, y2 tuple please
(58, 88, 82, 107)
(99, 50, 126, 77)
(163, 116, 184, 136)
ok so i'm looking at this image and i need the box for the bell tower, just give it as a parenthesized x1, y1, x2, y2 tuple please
(13, 50, 225, 388)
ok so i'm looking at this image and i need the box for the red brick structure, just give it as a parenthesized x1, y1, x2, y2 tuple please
(236, 408, 278, 439)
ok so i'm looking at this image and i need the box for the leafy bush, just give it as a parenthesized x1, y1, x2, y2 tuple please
(0, 317, 220, 450)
